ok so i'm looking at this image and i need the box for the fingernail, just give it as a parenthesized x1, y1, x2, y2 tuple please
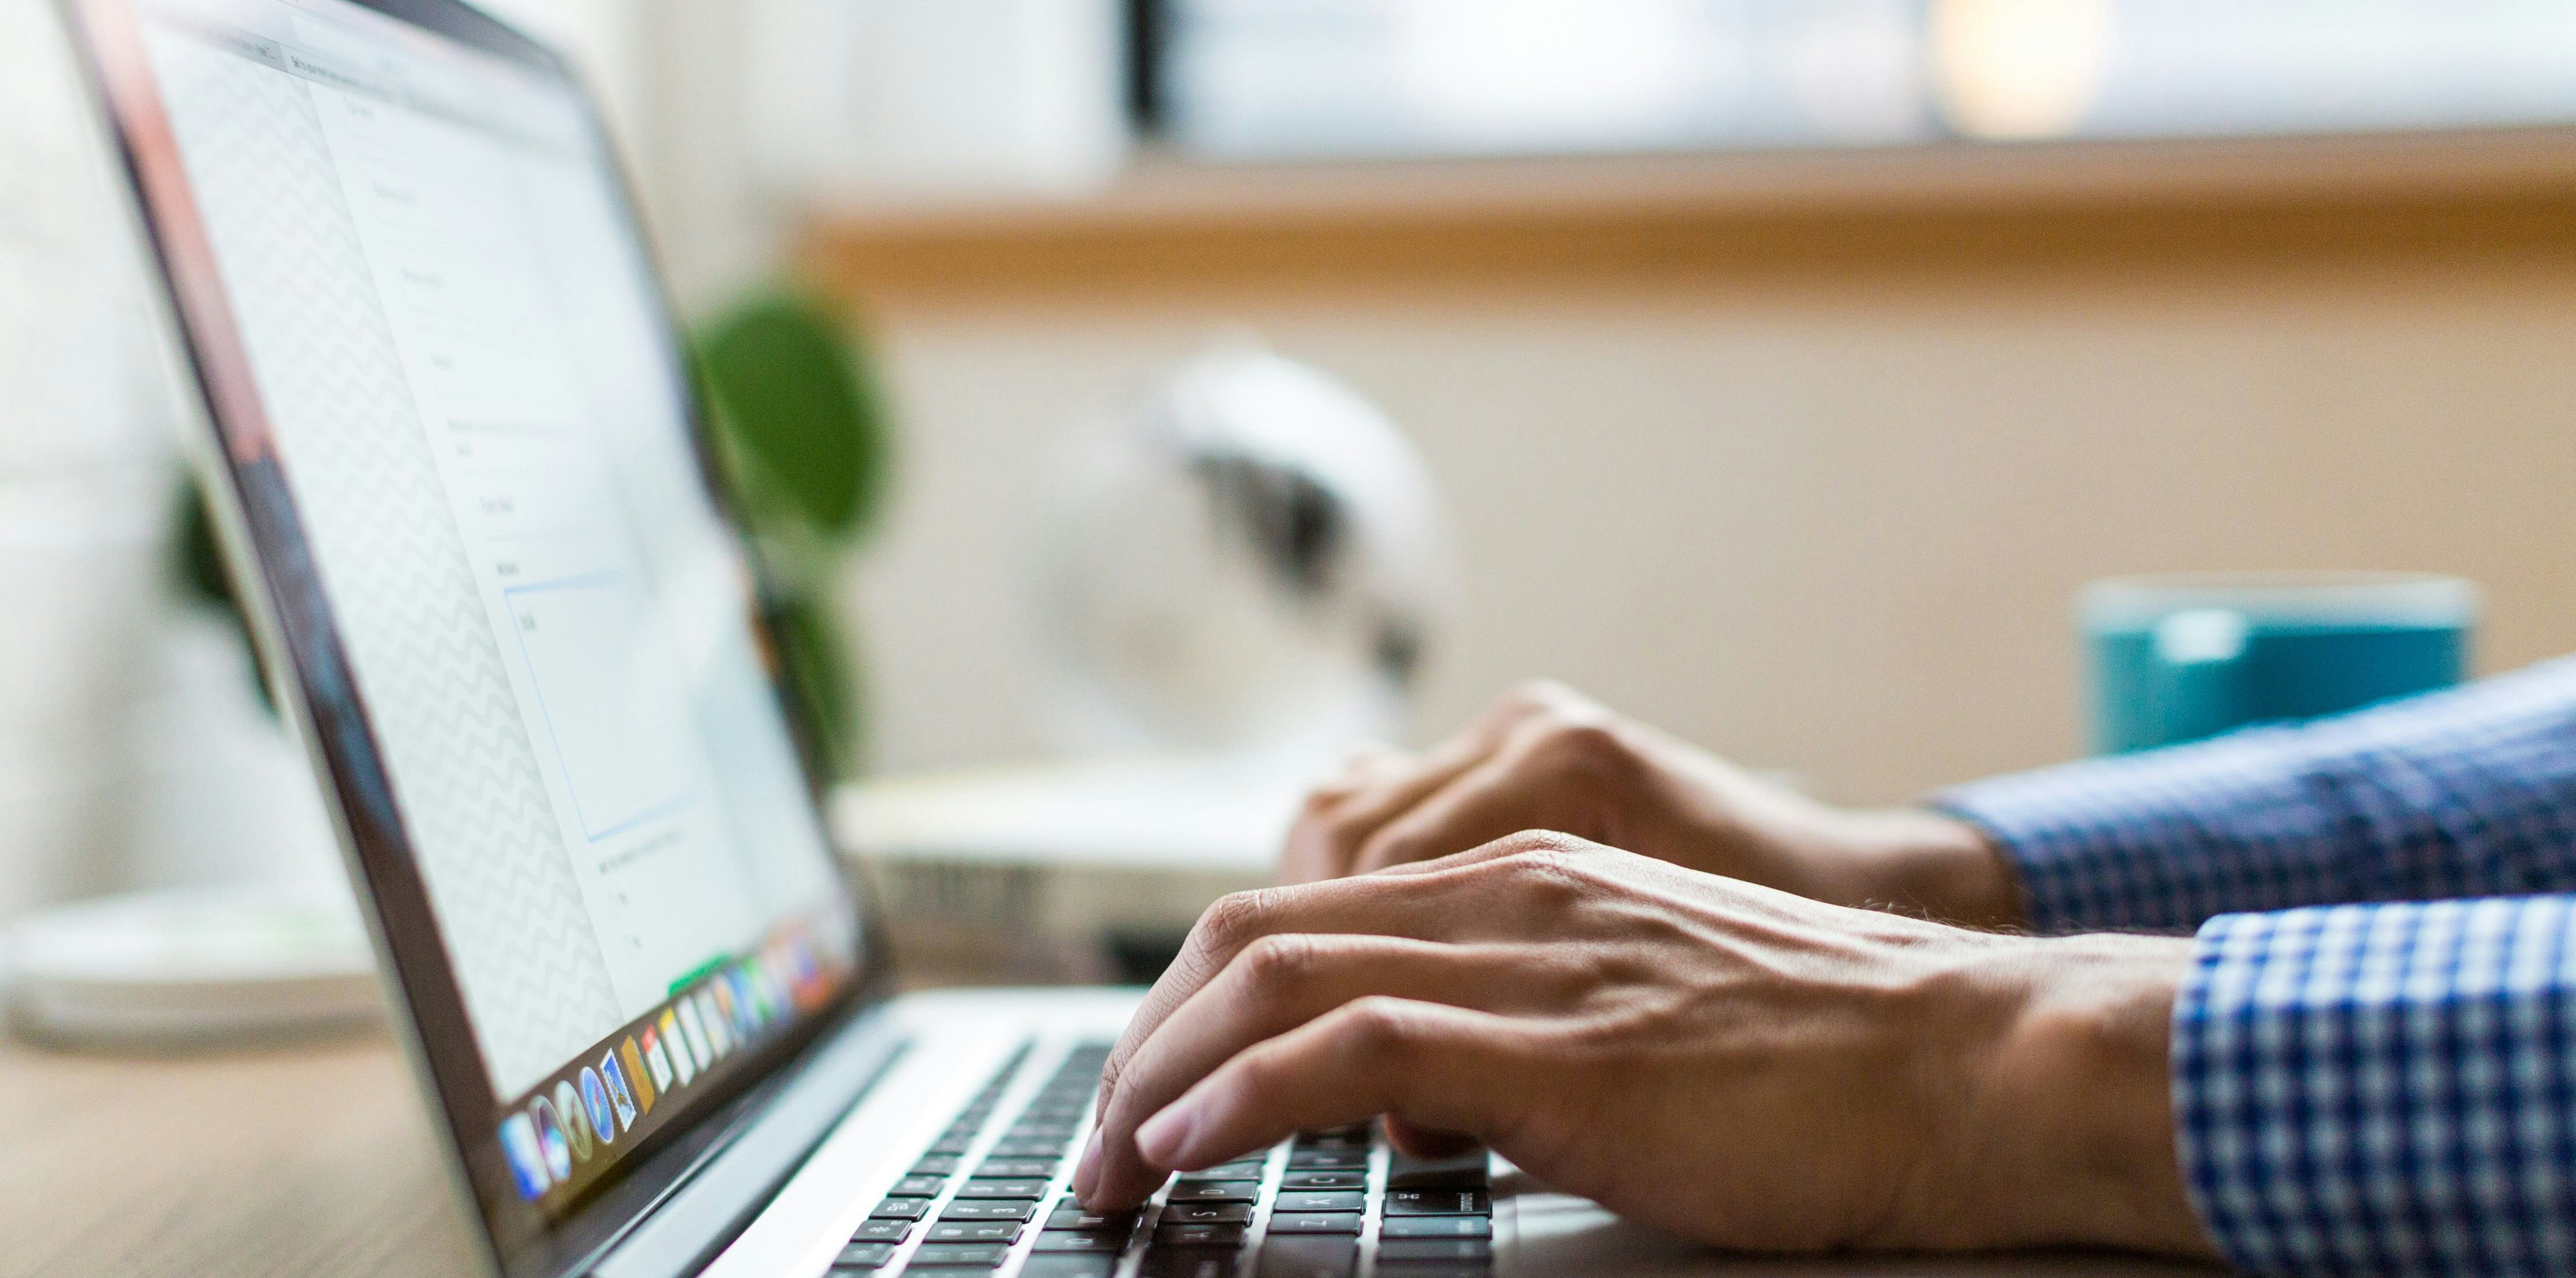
(1072, 1130, 1103, 1198)
(1136, 1101, 1197, 1167)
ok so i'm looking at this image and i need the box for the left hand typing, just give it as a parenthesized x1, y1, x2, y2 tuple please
(1073, 833, 2214, 1259)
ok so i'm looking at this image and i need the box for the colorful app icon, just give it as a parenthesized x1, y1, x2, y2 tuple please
(642, 1023, 676, 1093)
(676, 999, 713, 1071)
(696, 990, 732, 1058)
(764, 949, 792, 1013)
(553, 1080, 593, 1161)
(500, 1113, 550, 1201)
(601, 1052, 640, 1132)
(725, 969, 758, 1035)
(746, 956, 778, 1025)
(710, 976, 740, 1041)
(658, 1010, 693, 1086)
(580, 1067, 617, 1145)
(787, 937, 821, 1007)
(529, 1095, 572, 1184)
(620, 1038, 657, 1116)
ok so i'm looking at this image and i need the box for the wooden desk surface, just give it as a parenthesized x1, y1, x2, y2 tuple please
(0, 1032, 482, 1278)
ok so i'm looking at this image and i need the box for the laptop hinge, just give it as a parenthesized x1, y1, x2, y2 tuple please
(586, 1009, 910, 1278)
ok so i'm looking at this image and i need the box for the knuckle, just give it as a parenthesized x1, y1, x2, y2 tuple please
(1196, 888, 1283, 950)
(1504, 678, 1580, 712)
(1336, 995, 1421, 1062)
(1235, 933, 1317, 990)
(1488, 830, 1592, 863)
(1484, 840, 1603, 906)
(1529, 719, 1636, 775)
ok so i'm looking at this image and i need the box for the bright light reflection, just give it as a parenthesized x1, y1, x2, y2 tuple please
(1930, 0, 2116, 140)
(1394, 0, 1703, 148)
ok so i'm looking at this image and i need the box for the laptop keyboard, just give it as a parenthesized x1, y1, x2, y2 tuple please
(831, 1041, 1496, 1278)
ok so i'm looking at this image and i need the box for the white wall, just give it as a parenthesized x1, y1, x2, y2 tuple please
(844, 257, 2576, 805)
(0, 0, 180, 914)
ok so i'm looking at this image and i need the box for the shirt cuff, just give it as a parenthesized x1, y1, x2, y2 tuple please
(1930, 726, 2350, 934)
(2171, 898, 2576, 1276)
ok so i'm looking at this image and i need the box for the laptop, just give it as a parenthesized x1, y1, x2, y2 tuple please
(58, 3, 2198, 1276)
(51, 2, 1530, 1276)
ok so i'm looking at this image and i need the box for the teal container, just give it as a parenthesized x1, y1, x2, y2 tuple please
(2080, 573, 2478, 755)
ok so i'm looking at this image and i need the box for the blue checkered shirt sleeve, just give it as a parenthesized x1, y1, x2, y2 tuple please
(1936, 655, 2576, 933)
(1935, 657, 2576, 1275)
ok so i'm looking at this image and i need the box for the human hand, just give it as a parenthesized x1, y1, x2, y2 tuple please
(1284, 682, 2025, 929)
(1076, 834, 2213, 1259)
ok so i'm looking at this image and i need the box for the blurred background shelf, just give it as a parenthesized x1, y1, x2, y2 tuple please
(801, 131, 2576, 304)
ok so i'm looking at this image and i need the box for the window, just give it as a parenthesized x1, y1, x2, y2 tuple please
(1141, 0, 2576, 161)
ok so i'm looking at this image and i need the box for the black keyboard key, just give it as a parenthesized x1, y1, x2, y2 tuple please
(1285, 1149, 1366, 1170)
(910, 1156, 963, 1177)
(870, 1199, 930, 1220)
(1031, 1231, 1128, 1254)
(835, 1240, 899, 1268)
(1370, 1265, 1491, 1278)
(975, 1158, 1058, 1179)
(925, 1136, 976, 1156)
(1047, 1205, 1140, 1232)
(989, 1138, 1070, 1158)
(939, 1200, 1036, 1223)
(1386, 1153, 1488, 1190)
(1378, 1239, 1493, 1262)
(1165, 1180, 1259, 1204)
(913, 1243, 1012, 1265)
(955, 1178, 1051, 1199)
(888, 1175, 947, 1197)
(1384, 1190, 1489, 1217)
(1011, 1121, 1081, 1139)
(1271, 1191, 1362, 1214)
(1257, 1234, 1358, 1278)
(1021, 1257, 1118, 1278)
(1152, 1222, 1248, 1247)
(1138, 1250, 1238, 1278)
(1379, 1215, 1492, 1239)
(1278, 1171, 1364, 1192)
(1158, 1202, 1251, 1225)
(852, 1218, 912, 1242)
(1295, 1124, 1370, 1144)
(903, 1265, 996, 1276)
(1263, 1213, 1361, 1235)
(925, 1221, 1022, 1244)
(1181, 1160, 1267, 1182)
(1291, 1132, 1369, 1151)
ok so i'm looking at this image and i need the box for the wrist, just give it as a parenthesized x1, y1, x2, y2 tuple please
(1950, 935, 2214, 1258)
(1822, 809, 2028, 930)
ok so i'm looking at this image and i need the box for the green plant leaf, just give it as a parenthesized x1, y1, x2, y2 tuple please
(694, 287, 891, 544)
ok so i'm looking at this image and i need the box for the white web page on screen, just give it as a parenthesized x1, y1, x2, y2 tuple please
(138, 0, 847, 1099)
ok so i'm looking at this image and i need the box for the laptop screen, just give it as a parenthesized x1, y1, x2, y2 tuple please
(74, 0, 866, 1251)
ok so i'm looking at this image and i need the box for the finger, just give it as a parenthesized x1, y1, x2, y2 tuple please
(1087, 935, 1574, 1206)
(1085, 846, 1588, 1192)
(1383, 1116, 1481, 1160)
(1129, 998, 1529, 1182)
(1280, 692, 1559, 883)
(1364, 828, 1605, 878)
(1088, 879, 1458, 1172)
(1348, 742, 1574, 876)
(1278, 747, 1420, 885)
(1304, 744, 1414, 808)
